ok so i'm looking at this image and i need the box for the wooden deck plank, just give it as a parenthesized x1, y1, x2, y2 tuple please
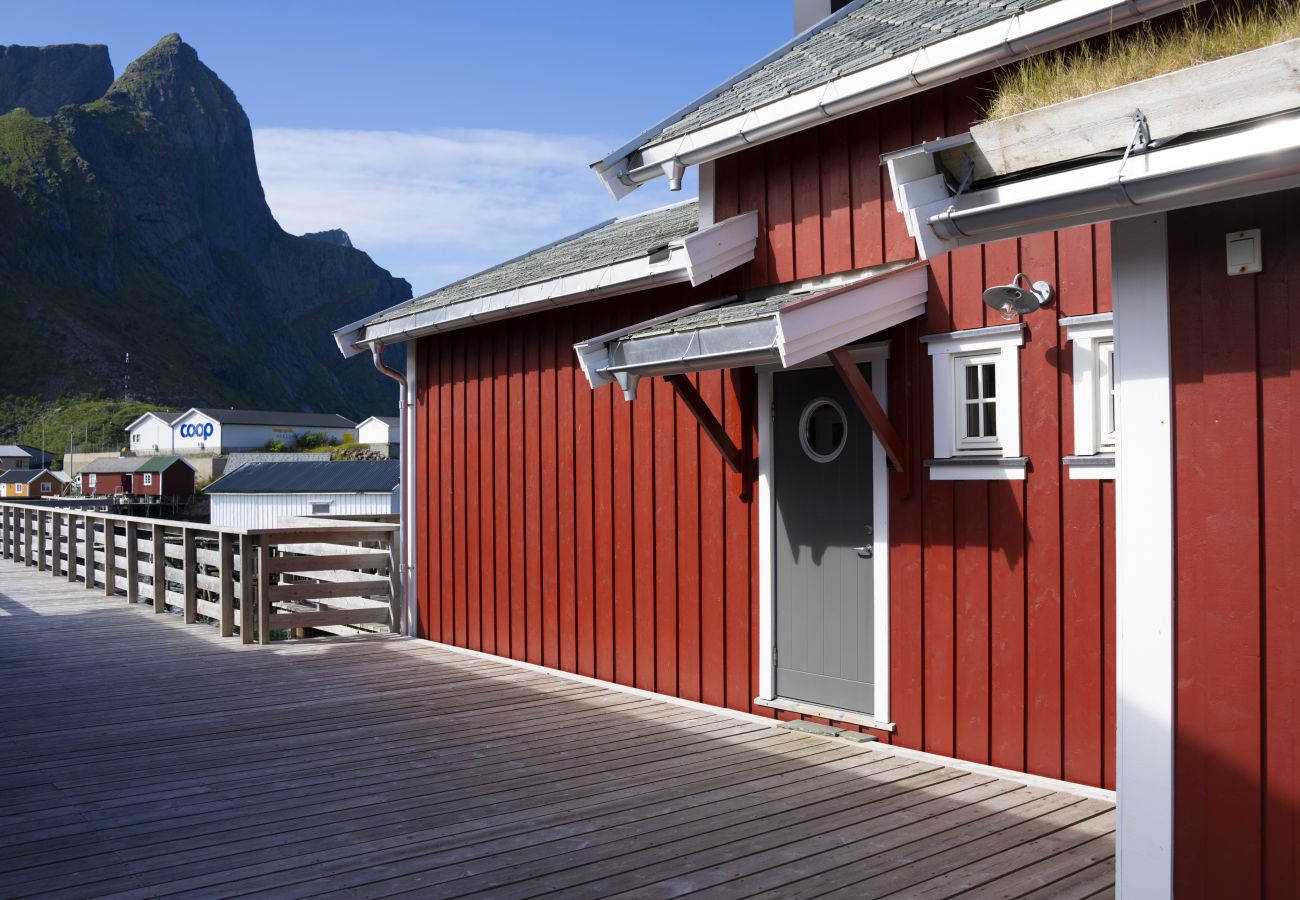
(0, 560, 1114, 898)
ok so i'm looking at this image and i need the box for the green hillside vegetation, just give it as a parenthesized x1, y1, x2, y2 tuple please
(0, 396, 174, 463)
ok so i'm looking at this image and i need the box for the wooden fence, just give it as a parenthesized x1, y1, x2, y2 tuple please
(0, 501, 400, 644)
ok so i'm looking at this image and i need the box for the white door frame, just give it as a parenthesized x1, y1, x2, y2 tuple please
(756, 342, 893, 730)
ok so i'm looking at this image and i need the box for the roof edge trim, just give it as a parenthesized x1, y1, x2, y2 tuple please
(596, 0, 1190, 197)
(337, 211, 758, 354)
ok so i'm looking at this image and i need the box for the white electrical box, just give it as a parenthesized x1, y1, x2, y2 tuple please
(1227, 229, 1262, 275)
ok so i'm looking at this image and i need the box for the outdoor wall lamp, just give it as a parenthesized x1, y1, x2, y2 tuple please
(982, 273, 1053, 321)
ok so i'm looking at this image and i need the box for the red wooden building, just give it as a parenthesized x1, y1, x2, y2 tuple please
(79, 457, 139, 497)
(335, 1, 1298, 896)
(130, 456, 196, 498)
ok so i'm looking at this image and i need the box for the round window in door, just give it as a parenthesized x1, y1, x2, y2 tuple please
(798, 397, 848, 463)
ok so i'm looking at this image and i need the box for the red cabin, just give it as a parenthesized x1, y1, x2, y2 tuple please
(334, 2, 1300, 895)
(79, 458, 138, 497)
(130, 456, 196, 498)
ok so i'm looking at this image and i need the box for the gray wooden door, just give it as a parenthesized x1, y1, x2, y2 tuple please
(773, 364, 875, 715)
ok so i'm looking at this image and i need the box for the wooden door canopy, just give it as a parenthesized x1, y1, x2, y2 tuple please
(828, 346, 907, 476)
(664, 373, 751, 500)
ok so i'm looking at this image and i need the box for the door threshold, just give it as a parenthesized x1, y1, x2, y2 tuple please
(755, 696, 896, 733)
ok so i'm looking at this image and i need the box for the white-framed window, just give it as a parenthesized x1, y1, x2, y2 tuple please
(1061, 312, 1117, 480)
(143, 472, 153, 487)
(40, 481, 51, 493)
(132, 433, 140, 443)
(921, 323, 1026, 480)
(88, 474, 97, 488)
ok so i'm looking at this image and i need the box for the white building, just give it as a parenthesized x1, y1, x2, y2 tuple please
(205, 460, 399, 529)
(356, 416, 400, 455)
(124, 412, 183, 454)
(162, 408, 357, 455)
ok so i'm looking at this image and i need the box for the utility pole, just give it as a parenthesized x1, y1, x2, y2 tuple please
(124, 352, 131, 402)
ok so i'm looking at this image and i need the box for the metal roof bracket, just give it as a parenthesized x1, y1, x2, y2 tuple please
(1109, 109, 1151, 206)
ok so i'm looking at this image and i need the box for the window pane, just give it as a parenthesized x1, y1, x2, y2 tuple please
(965, 364, 979, 401)
(982, 363, 996, 399)
(985, 401, 997, 437)
(966, 403, 981, 438)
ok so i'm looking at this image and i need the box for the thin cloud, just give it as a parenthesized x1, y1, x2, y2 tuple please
(253, 127, 690, 294)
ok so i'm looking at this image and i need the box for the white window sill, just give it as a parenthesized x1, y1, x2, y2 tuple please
(924, 456, 1027, 481)
(754, 696, 896, 733)
(1064, 454, 1116, 480)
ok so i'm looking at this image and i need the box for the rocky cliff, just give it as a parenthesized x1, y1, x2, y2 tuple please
(0, 35, 411, 417)
(0, 43, 113, 116)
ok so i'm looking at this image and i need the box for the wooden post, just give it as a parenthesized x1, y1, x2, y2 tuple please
(83, 515, 97, 591)
(665, 374, 746, 475)
(182, 528, 197, 624)
(257, 540, 272, 646)
(239, 534, 254, 644)
(125, 521, 139, 605)
(219, 531, 235, 638)
(67, 515, 79, 584)
(51, 513, 63, 578)
(387, 535, 402, 635)
(36, 511, 46, 572)
(103, 518, 117, 597)
(152, 523, 167, 612)
(22, 509, 34, 566)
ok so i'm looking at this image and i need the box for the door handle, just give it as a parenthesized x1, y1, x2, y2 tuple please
(855, 525, 873, 558)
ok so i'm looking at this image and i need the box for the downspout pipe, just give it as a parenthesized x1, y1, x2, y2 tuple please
(371, 341, 410, 636)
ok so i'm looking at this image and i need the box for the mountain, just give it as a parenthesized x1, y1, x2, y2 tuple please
(0, 35, 411, 418)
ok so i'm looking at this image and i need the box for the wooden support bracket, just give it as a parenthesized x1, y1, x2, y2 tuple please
(665, 374, 746, 476)
(828, 346, 908, 476)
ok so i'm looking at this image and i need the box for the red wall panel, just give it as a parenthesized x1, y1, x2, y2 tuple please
(414, 82, 1115, 789)
(1169, 192, 1300, 900)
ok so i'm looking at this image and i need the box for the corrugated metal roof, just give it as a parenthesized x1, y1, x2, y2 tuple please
(635, 0, 1051, 151)
(364, 201, 698, 328)
(0, 445, 31, 458)
(134, 456, 194, 473)
(205, 460, 400, 495)
(80, 457, 144, 474)
(190, 409, 356, 428)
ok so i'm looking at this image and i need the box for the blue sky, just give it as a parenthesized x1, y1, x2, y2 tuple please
(7, 1, 794, 294)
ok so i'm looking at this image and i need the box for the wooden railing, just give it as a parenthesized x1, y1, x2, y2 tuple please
(0, 501, 400, 644)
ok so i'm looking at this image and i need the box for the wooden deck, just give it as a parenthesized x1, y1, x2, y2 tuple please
(0, 561, 1115, 898)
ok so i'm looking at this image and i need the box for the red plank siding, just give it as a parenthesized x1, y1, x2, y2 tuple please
(1169, 192, 1300, 900)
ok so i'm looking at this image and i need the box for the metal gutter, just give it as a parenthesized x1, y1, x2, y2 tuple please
(577, 262, 928, 399)
(371, 342, 410, 636)
(595, 0, 1192, 197)
(901, 114, 1300, 256)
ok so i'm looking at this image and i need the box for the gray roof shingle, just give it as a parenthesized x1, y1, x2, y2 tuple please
(80, 457, 142, 474)
(365, 201, 698, 328)
(636, 0, 1051, 151)
(205, 460, 399, 495)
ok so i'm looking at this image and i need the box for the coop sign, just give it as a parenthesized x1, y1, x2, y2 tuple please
(179, 422, 215, 440)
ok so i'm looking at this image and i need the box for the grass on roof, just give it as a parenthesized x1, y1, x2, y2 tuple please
(983, 1, 1300, 121)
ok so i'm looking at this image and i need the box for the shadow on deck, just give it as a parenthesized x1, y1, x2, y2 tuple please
(0, 561, 1115, 899)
